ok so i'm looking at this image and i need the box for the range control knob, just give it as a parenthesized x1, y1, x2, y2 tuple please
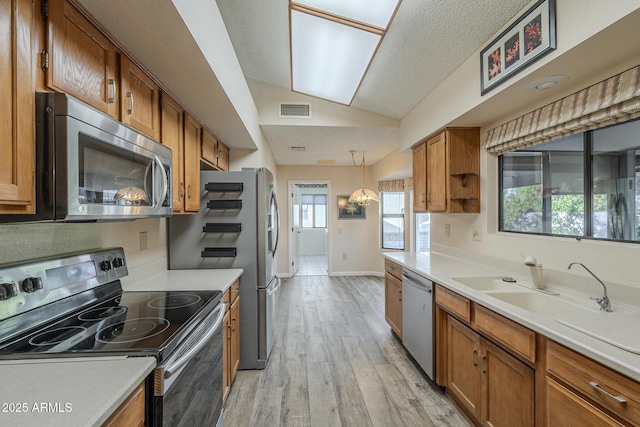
(0, 282, 18, 300)
(112, 257, 125, 268)
(21, 277, 43, 293)
(100, 260, 113, 271)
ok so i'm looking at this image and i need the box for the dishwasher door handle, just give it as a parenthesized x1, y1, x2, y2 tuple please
(402, 272, 432, 292)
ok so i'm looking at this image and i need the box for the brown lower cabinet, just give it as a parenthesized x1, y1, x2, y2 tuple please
(435, 283, 640, 427)
(447, 316, 534, 426)
(223, 280, 241, 404)
(103, 382, 145, 427)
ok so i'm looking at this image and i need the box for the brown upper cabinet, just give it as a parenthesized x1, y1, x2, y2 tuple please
(412, 142, 427, 212)
(202, 128, 230, 171)
(183, 113, 202, 213)
(160, 93, 185, 213)
(412, 127, 480, 213)
(0, 0, 35, 213)
(120, 55, 161, 140)
(47, 0, 119, 118)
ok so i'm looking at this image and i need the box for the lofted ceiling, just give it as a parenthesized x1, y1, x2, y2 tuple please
(215, 0, 532, 165)
(75, 0, 552, 167)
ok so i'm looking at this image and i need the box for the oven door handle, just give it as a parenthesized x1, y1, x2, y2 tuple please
(164, 302, 226, 379)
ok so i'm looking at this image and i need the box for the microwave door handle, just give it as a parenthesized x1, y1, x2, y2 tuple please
(164, 302, 226, 379)
(154, 155, 168, 208)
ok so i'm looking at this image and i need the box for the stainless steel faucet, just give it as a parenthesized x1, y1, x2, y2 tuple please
(567, 262, 611, 312)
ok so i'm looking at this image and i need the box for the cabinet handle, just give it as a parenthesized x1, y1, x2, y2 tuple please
(127, 92, 135, 114)
(398, 289, 402, 302)
(188, 184, 192, 198)
(180, 182, 185, 198)
(589, 381, 627, 404)
(228, 324, 232, 341)
(472, 349, 478, 366)
(108, 79, 117, 103)
(481, 355, 487, 373)
(231, 317, 237, 332)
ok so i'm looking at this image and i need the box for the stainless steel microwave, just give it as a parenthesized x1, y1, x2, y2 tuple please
(1, 92, 172, 222)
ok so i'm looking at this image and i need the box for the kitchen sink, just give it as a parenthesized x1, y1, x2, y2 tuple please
(452, 276, 523, 291)
(484, 291, 596, 316)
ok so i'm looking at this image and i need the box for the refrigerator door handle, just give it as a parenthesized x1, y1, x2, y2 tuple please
(267, 277, 281, 296)
(272, 193, 280, 256)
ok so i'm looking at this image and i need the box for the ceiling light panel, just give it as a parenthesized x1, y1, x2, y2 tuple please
(291, 10, 381, 104)
(293, 0, 400, 29)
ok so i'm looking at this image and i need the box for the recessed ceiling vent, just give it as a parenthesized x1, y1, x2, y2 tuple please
(279, 102, 311, 118)
(288, 146, 307, 151)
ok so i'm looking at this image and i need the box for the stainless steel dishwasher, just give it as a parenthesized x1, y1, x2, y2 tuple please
(402, 268, 434, 380)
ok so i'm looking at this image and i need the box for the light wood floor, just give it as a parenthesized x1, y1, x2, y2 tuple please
(224, 275, 469, 427)
(296, 255, 328, 276)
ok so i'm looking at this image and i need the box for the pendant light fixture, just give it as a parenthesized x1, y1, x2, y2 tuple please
(348, 150, 380, 207)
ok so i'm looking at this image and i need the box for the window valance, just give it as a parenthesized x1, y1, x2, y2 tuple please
(484, 64, 640, 155)
(378, 179, 404, 192)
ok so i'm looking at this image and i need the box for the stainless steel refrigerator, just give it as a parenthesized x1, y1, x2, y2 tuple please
(168, 168, 280, 369)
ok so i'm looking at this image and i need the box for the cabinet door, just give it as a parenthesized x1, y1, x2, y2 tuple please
(447, 316, 482, 420)
(183, 113, 201, 212)
(201, 128, 218, 166)
(483, 340, 534, 427)
(160, 93, 184, 213)
(223, 308, 231, 403)
(385, 273, 402, 338)
(427, 133, 447, 212)
(48, 0, 118, 117)
(217, 141, 229, 171)
(230, 296, 241, 384)
(120, 55, 160, 140)
(0, 0, 34, 212)
(412, 142, 427, 212)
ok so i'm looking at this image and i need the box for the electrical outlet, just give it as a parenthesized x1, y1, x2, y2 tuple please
(342, 253, 347, 260)
(140, 231, 148, 251)
(444, 224, 451, 237)
(472, 226, 482, 242)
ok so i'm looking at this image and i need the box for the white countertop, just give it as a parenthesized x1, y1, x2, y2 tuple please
(121, 265, 243, 293)
(0, 266, 242, 427)
(383, 250, 640, 382)
(0, 356, 155, 427)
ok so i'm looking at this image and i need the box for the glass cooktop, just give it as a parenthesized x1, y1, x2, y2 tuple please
(0, 290, 222, 361)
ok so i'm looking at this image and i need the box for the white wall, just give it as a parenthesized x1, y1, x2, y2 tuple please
(400, 1, 640, 288)
(298, 229, 327, 255)
(276, 165, 382, 276)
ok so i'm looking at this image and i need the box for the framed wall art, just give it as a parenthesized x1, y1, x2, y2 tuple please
(480, 0, 556, 95)
(337, 195, 366, 219)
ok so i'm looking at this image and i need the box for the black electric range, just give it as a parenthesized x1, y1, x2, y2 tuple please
(0, 247, 226, 427)
(0, 248, 221, 361)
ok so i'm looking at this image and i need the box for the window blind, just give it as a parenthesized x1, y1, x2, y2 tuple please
(378, 179, 404, 192)
(484, 64, 640, 155)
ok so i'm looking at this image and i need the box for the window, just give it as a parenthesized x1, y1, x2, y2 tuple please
(500, 118, 640, 242)
(301, 194, 327, 228)
(415, 212, 430, 253)
(381, 192, 404, 249)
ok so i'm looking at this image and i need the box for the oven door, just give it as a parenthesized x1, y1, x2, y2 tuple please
(150, 302, 225, 427)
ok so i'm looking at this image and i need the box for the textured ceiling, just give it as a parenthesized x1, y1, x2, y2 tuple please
(215, 0, 532, 165)
(76, 0, 534, 167)
(216, 0, 532, 119)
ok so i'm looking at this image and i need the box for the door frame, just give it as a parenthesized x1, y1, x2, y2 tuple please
(288, 180, 331, 277)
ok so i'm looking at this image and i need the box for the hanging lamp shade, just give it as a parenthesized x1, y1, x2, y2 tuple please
(348, 150, 379, 206)
(348, 187, 379, 207)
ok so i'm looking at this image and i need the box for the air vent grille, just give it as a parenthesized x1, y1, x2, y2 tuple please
(280, 103, 311, 118)
(288, 146, 307, 151)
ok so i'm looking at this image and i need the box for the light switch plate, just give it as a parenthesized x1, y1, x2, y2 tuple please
(444, 224, 451, 237)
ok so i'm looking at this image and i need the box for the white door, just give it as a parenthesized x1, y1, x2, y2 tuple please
(290, 183, 301, 277)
